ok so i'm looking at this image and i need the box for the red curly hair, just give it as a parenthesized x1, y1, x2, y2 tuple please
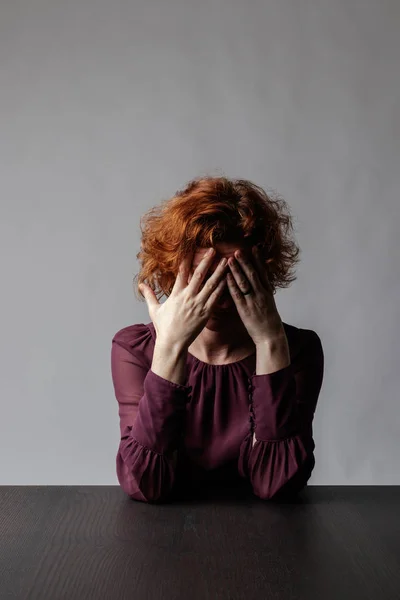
(134, 175, 301, 301)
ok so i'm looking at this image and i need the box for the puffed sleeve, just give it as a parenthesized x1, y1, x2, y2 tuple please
(111, 323, 192, 503)
(238, 329, 324, 501)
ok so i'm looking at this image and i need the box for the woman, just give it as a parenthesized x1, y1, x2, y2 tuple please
(111, 175, 324, 503)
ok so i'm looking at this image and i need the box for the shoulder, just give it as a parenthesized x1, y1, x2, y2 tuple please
(283, 321, 324, 366)
(111, 322, 156, 366)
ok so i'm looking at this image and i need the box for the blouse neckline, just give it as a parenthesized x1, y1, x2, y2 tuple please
(187, 348, 257, 367)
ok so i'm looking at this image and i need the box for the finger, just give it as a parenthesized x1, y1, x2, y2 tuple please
(197, 255, 228, 303)
(226, 271, 246, 305)
(173, 250, 193, 293)
(204, 276, 228, 312)
(230, 249, 263, 292)
(227, 256, 253, 295)
(188, 248, 221, 296)
(138, 283, 159, 310)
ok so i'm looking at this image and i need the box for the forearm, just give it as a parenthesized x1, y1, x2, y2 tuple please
(239, 329, 323, 499)
(135, 337, 189, 456)
(151, 338, 188, 386)
(112, 332, 191, 503)
(251, 333, 291, 446)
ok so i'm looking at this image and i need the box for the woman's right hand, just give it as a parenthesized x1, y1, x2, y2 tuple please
(139, 248, 229, 349)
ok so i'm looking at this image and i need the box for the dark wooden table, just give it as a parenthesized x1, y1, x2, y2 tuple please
(1, 484, 399, 600)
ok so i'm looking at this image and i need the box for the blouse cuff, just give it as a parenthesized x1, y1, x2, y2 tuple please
(249, 362, 300, 441)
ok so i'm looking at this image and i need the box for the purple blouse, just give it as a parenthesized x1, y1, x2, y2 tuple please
(111, 321, 324, 503)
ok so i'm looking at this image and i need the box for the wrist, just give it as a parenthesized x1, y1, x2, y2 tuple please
(155, 337, 188, 355)
(255, 333, 290, 375)
(254, 318, 286, 346)
(255, 332, 287, 349)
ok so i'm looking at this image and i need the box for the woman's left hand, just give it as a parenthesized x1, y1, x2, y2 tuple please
(226, 246, 285, 345)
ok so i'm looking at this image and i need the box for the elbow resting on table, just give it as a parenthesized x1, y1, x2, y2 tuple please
(116, 445, 178, 504)
(250, 451, 315, 501)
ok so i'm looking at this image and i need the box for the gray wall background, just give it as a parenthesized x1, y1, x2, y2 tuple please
(1, 0, 399, 485)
